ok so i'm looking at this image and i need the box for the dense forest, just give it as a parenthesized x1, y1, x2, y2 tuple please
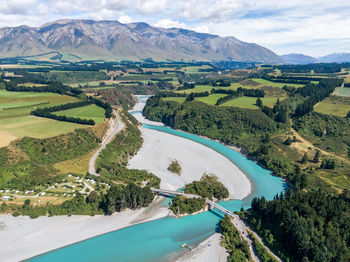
(143, 97, 280, 145)
(242, 190, 350, 262)
(169, 196, 205, 215)
(102, 184, 154, 215)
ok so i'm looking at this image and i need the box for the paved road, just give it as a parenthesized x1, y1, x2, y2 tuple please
(88, 109, 124, 176)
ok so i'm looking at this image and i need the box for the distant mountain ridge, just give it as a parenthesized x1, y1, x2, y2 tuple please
(0, 19, 282, 63)
(282, 52, 350, 64)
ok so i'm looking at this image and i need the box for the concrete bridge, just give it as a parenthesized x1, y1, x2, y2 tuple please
(151, 188, 235, 217)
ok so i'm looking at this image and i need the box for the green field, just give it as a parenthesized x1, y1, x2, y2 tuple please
(175, 78, 303, 95)
(251, 78, 304, 88)
(0, 101, 48, 109)
(176, 83, 242, 94)
(314, 96, 350, 117)
(180, 65, 213, 74)
(0, 90, 86, 147)
(221, 96, 285, 109)
(163, 97, 186, 103)
(195, 94, 227, 105)
(55, 104, 106, 123)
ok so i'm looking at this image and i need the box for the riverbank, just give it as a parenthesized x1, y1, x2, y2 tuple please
(0, 197, 169, 262)
(175, 233, 228, 262)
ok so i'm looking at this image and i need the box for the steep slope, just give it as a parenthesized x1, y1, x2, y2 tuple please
(0, 19, 282, 63)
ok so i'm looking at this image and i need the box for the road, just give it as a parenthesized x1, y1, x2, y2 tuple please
(231, 214, 282, 262)
(152, 188, 282, 262)
(88, 109, 124, 176)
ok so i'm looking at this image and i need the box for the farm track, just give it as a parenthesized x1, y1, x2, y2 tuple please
(88, 109, 124, 176)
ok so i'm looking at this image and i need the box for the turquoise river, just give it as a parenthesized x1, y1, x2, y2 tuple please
(29, 103, 286, 262)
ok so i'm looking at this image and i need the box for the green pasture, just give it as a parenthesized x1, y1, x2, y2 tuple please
(195, 94, 227, 105)
(176, 83, 242, 94)
(314, 96, 350, 117)
(221, 96, 285, 109)
(0, 90, 86, 145)
(251, 78, 304, 88)
(163, 97, 186, 103)
(54, 104, 106, 123)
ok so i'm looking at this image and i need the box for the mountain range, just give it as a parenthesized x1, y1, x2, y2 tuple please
(0, 19, 283, 63)
(281, 53, 350, 64)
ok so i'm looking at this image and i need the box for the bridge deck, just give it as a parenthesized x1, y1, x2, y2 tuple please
(152, 188, 235, 217)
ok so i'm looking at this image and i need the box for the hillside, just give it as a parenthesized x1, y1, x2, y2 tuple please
(0, 19, 282, 63)
(281, 53, 317, 64)
(282, 52, 350, 64)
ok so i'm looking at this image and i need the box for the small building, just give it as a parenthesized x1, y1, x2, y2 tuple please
(2, 196, 10, 201)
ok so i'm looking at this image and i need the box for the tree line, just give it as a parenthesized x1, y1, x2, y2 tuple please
(31, 101, 96, 125)
(262, 76, 310, 85)
(275, 63, 342, 73)
(294, 78, 343, 117)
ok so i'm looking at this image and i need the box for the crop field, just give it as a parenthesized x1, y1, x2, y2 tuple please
(221, 96, 285, 109)
(195, 94, 227, 105)
(54, 104, 106, 123)
(163, 97, 186, 103)
(0, 90, 86, 147)
(314, 96, 350, 117)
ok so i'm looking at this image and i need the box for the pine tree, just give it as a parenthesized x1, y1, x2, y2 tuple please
(313, 150, 320, 163)
(256, 97, 263, 108)
(284, 137, 292, 145)
(301, 153, 308, 164)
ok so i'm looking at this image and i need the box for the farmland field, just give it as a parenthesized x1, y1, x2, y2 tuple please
(176, 83, 242, 94)
(41, 70, 108, 84)
(251, 78, 304, 88)
(195, 94, 227, 105)
(314, 95, 350, 117)
(0, 90, 87, 147)
(163, 97, 186, 103)
(54, 104, 106, 123)
(221, 96, 285, 109)
(334, 87, 350, 97)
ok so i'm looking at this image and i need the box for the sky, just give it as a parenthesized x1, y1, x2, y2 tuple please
(0, 0, 349, 57)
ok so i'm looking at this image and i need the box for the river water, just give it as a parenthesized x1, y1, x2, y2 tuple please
(29, 98, 286, 262)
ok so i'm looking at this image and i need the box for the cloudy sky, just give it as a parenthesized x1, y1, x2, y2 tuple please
(0, 0, 349, 56)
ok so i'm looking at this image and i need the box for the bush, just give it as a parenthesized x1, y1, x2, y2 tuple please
(12, 211, 20, 217)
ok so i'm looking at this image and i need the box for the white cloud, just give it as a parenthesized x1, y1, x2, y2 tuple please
(135, 0, 168, 15)
(192, 25, 210, 34)
(154, 19, 187, 29)
(118, 15, 132, 24)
